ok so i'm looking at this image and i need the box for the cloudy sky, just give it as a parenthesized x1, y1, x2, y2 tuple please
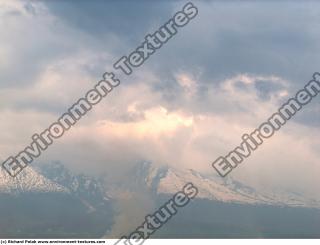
(0, 0, 319, 198)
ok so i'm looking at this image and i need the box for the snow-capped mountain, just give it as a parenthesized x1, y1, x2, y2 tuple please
(0, 165, 68, 194)
(0, 162, 113, 238)
(1, 161, 319, 238)
(106, 162, 320, 238)
(133, 162, 320, 209)
(36, 162, 111, 211)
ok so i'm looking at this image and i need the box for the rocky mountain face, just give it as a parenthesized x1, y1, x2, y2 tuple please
(0, 165, 68, 194)
(0, 161, 319, 238)
(2, 160, 319, 209)
(37, 162, 111, 212)
(129, 162, 320, 238)
(132, 162, 320, 209)
(0, 162, 113, 238)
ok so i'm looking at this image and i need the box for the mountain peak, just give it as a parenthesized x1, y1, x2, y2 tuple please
(133, 162, 320, 209)
(0, 165, 69, 194)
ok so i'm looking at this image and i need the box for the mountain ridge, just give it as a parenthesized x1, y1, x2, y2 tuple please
(0, 165, 68, 194)
(134, 162, 320, 209)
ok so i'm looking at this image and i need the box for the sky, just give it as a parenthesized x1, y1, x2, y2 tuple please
(0, 0, 320, 199)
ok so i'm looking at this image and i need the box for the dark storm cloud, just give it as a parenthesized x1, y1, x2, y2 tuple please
(43, 0, 174, 44)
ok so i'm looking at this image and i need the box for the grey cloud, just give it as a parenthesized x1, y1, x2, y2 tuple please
(43, 0, 174, 44)
(1, 0, 320, 196)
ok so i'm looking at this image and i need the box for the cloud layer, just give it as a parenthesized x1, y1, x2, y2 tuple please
(0, 0, 319, 199)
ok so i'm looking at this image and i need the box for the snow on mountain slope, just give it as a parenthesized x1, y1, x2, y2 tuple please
(36, 162, 111, 208)
(0, 163, 114, 238)
(0, 165, 69, 194)
(0, 161, 112, 215)
(138, 162, 320, 209)
(157, 168, 274, 204)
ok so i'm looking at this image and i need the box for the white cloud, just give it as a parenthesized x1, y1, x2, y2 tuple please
(0, 1, 319, 200)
